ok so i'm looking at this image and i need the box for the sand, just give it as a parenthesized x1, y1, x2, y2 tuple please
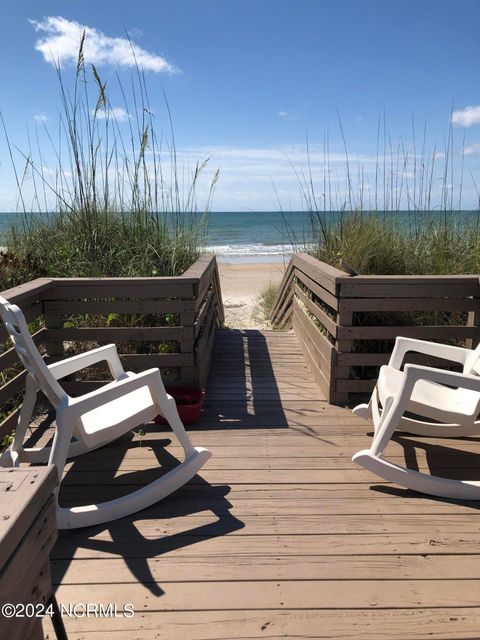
(218, 262, 287, 329)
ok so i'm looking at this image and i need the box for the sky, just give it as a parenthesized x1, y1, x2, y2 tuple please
(0, 0, 480, 211)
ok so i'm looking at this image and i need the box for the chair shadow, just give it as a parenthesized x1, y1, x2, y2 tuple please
(28, 329, 288, 597)
(43, 426, 244, 597)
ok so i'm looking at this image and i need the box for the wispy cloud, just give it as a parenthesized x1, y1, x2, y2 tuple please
(29, 16, 179, 73)
(451, 105, 480, 127)
(165, 143, 475, 210)
(33, 113, 48, 122)
(277, 102, 312, 121)
(91, 106, 131, 122)
(464, 143, 480, 156)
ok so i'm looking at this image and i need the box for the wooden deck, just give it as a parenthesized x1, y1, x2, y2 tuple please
(43, 329, 480, 639)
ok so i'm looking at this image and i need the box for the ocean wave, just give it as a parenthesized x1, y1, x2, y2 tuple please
(205, 242, 304, 256)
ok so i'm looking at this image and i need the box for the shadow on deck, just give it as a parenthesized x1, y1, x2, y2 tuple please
(42, 328, 480, 639)
(49, 330, 298, 599)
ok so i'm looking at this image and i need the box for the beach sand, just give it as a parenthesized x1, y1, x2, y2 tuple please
(218, 261, 287, 329)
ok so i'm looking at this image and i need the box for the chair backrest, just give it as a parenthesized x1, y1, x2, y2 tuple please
(0, 296, 66, 406)
(463, 342, 480, 377)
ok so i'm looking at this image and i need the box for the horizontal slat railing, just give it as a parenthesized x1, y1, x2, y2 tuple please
(271, 254, 344, 402)
(335, 273, 480, 403)
(271, 253, 480, 405)
(0, 254, 223, 440)
(0, 280, 52, 439)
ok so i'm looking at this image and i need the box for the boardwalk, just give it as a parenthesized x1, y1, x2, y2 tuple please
(44, 329, 480, 639)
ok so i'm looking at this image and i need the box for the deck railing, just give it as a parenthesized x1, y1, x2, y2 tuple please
(0, 254, 223, 440)
(271, 253, 480, 405)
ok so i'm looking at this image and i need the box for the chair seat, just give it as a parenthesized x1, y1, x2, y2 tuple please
(78, 377, 159, 447)
(377, 365, 479, 425)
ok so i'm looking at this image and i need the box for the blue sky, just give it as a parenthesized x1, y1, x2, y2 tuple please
(1, 0, 480, 211)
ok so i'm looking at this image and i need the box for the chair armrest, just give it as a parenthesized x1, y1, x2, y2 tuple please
(48, 344, 125, 380)
(388, 336, 470, 369)
(403, 363, 480, 393)
(68, 368, 161, 414)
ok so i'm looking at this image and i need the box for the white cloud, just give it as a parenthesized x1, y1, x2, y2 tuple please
(165, 143, 476, 210)
(277, 102, 312, 121)
(464, 143, 480, 156)
(127, 27, 143, 39)
(91, 106, 131, 122)
(34, 113, 48, 122)
(451, 105, 480, 127)
(29, 16, 179, 73)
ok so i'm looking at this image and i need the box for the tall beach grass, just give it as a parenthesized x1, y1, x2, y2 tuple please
(286, 114, 480, 276)
(1, 35, 218, 290)
(278, 117, 480, 375)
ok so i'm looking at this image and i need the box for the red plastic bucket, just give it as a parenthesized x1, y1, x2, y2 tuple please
(154, 387, 205, 426)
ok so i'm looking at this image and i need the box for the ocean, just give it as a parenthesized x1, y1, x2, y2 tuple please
(1, 210, 478, 264)
(0, 210, 313, 264)
(205, 211, 313, 263)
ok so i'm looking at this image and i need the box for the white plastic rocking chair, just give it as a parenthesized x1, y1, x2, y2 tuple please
(352, 336, 480, 499)
(0, 295, 211, 529)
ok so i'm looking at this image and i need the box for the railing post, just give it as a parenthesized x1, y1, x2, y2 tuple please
(43, 290, 65, 359)
(334, 292, 351, 405)
(466, 311, 480, 349)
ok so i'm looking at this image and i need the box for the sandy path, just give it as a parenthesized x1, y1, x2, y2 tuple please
(217, 262, 287, 329)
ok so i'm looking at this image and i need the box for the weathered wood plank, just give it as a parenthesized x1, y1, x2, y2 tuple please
(337, 273, 480, 284)
(292, 253, 344, 288)
(51, 492, 480, 515)
(293, 312, 330, 400)
(63, 453, 478, 472)
(294, 267, 339, 310)
(337, 378, 376, 393)
(41, 608, 480, 640)
(270, 265, 295, 324)
(53, 578, 480, 610)
(340, 296, 480, 312)
(294, 283, 337, 338)
(292, 298, 334, 368)
(44, 299, 195, 315)
(0, 278, 54, 304)
(46, 282, 195, 300)
(339, 282, 479, 298)
(194, 287, 215, 339)
(181, 253, 216, 280)
(60, 468, 387, 485)
(52, 554, 480, 584)
(0, 467, 58, 569)
(46, 326, 191, 342)
(48, 512, 480, 536)
(46, 353, 193, 369)
(52, 532, 480, 559)
(1, 498, 57, 603)
(336, 351, 459, 367)
(338, 324, 479, 340)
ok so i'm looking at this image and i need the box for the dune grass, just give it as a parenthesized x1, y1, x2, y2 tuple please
(1, 34, 217, 290)
(308, 211, 480, 276)
(278, 121, 480, 386)
(252, 283, 280, 325)
(282, 113, 480, 276)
